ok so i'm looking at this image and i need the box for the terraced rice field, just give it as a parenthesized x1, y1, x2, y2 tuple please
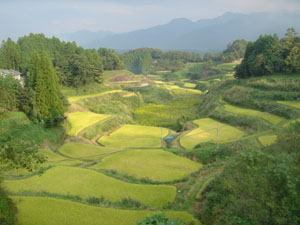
(224, 103, 284, 125)
(180, 118, 245, 150)
(278, 101, 300, 109)
(259, 135, 277, 146)
(39, 149, 82, 166)
(183, 83, 196, 88)
(67, 112, 110, 136)
(98, 125, 169, 148)
(163, 85, 202, 95)
(11, 196, 200, 225)
(92, 149, 202, 182)
(58, 142, 119, 162)
(4, 166, 176, 207)
(68, 90, 123, 103)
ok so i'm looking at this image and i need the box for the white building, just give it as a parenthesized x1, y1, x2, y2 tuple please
(0, 69, 24, 87)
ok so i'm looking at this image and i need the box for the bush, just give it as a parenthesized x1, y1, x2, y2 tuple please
(0, 184, 16, 225)
(137, 213, 186, 225)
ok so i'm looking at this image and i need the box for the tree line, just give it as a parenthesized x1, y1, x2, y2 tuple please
(236, 28, 300, 78)
(123, 48, 203, 74)
(0, 33, 124, 87)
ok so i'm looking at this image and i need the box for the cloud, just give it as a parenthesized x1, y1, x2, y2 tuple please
(215, 0, 300, 12)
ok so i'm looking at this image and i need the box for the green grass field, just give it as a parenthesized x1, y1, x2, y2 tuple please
(180, 118, 245, 150)
(58, 142, 119, 162)
(11, 196, 200, 225)
(68, 90, 122, 103)
(92, 149, 202, 182)
(98, 125, 169, 148)
(224, 103, 284, 125)
(258, 135, 277, 146)
(4, 166, 176, 207)
(67, 112, 110, 136)
(39, 149, 82, 166)
(278, 101, 300, 109)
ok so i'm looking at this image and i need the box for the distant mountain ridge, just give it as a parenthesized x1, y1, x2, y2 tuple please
(59, 11, 300, 51)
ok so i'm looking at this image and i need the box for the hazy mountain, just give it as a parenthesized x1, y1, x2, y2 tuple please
(96, 11, 300, 51)
(56, 30, 114, 48)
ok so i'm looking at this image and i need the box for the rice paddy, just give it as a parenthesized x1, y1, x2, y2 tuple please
(258, 135, 277, 146)
(180, 118, 245, 150)
(92, 149, 202, 182)
(183, 83, 196, 88)
(11, 196, 200, 225)
(58, 142, 118, 162)
(67, 112, 110, 136)
(98, 125, 169, 148)
(224, 103, 284, 125)
(39, 149, 82, 166)
(4, 166, 176, 207)
(278, 101, 300, 109)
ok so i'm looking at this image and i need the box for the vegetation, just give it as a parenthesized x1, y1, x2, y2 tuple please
(4, 166, 176, 207)
(124, 48, 202, 74)
(137, 213, 186, 225)
(11, 196, 199, 225)
(200, 123, 300, 225)
(180, 118, 245, 150)
(223, 102, 284, 125)
(93, 149, 202, 182)
(67, 112, 110, 136)
(236, 28, 300, 78)
(58, 142, 117, 161)
(98, 125, 169, 148)
(38, 149, 82, 167)
(258, 135, 277, 146)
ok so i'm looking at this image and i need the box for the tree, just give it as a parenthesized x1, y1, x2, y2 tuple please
(31, 52, 65, 127)
(235, 28, 300, 78)
(0, 38, 20, 70)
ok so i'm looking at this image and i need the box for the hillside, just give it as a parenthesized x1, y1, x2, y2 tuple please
(1, 30, 300, 225)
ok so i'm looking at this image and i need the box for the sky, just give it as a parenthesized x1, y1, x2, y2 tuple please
(1, 0, 300, 39)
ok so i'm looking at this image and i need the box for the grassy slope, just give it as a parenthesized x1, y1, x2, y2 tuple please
(11, 196, 200, 225)
(98, 125, 169, 148)
(58, 142, 119, 161)
(224, 103, 284, 125)
(68, 90, 123, 103)
(92, 149, 202, 182)
(4, 166, 176, 207)
(67, 112, 110, 136)
(180, 118, 245, 150)
(0, 112, 64, 148)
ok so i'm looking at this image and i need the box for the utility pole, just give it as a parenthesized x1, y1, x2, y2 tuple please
(161, 127, 164, 148)
(216, 126, 220, 150)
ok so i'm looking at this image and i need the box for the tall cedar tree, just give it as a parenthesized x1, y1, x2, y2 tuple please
(29, 53, 64, 127)
(0, 38, 20, 70)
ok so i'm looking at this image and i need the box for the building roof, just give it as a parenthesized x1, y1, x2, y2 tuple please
(0, 69, 21, 76)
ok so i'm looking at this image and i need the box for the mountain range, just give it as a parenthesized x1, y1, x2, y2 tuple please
(51, 11, 300, 52)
